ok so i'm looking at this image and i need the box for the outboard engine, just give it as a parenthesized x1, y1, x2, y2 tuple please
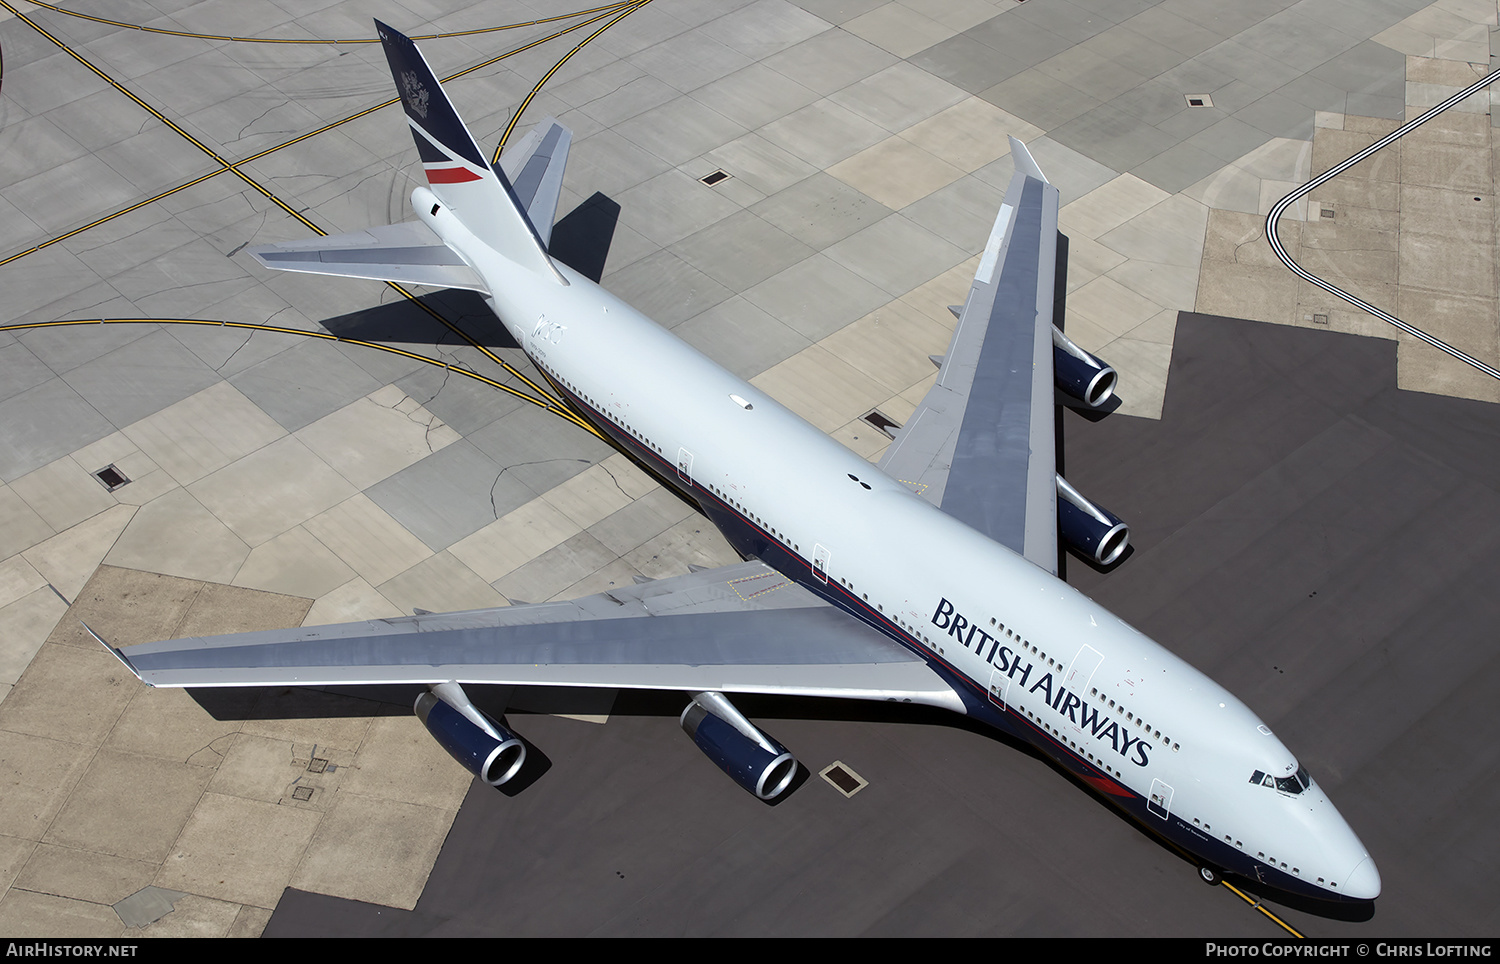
(1053, 325, 1117, 408)
(1056, 474, 1129, 566)
(680, 691, 796, 801)
(415, 681, 526, 786)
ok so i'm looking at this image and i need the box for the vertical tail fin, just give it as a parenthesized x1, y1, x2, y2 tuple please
(375, 20, 564, 283)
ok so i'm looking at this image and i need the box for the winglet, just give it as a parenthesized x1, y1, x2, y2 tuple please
(81, 621, 152, 686)
(1009, 136, 1048, 184)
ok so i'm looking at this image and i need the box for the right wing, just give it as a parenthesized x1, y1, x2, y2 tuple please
(97, 561, 964, 711)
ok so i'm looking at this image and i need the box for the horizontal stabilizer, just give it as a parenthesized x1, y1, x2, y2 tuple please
(247, 221, 488, 293)
(498, 118, 572, 249)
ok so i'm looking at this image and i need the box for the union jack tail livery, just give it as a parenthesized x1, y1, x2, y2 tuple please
(374, 19, 563, 282)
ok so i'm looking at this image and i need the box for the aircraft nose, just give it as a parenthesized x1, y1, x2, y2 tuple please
(1298, 782, 1379, 900)
(1342, 855, 1380, 899)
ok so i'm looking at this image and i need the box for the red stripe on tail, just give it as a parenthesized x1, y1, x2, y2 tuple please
(426, 166, 483, 184)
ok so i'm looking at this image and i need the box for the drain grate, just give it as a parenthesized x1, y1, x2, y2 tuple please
(94, 464, 130, 491)
(700, 169, 731, 186)
(861, 409, 901, 440)
(1184, 93, 1214, 108)
(820, 761, 868, 797)
(114, 886, 188, 928)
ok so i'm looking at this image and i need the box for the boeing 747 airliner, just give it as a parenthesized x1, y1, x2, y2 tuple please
(93, 21, 1379, 904)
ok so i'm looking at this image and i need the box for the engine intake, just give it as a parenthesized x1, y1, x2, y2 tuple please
(415, 687, 526, 786)
(680, 693, 796, 801)
(1056, 474, 1129, 566)
(1053, 326, 1117, 408)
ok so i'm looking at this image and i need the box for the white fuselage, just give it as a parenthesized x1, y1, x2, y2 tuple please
(421, 189, 1379, 901)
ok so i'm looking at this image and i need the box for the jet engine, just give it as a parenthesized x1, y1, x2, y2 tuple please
(1053, 325, 1118, 408)
(1056, 474, 1129, 566)
(680, 691, 796, 801)
(415, 682, 526, 786)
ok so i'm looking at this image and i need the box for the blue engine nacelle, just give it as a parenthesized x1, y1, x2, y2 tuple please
(1052, 326, 1117, 408)
(415, 690, 526, 786)
(1056, 474, 1129, 566)
(680, 697, 796, 801)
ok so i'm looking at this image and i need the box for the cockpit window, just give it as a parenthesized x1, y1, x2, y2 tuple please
(1248, 766, 1312, 795)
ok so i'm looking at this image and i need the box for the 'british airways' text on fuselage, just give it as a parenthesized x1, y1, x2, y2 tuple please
(931, 598, 1150, 767)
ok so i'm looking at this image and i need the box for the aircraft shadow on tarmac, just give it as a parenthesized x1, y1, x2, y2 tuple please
(224, 312, 1492, 933)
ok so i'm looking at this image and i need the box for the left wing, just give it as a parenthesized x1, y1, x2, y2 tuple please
(97, 561, 963, 711)
(496, 117, 571, 249)
(878, 138, 1123, 572)
(879, 138, 1062, 571)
